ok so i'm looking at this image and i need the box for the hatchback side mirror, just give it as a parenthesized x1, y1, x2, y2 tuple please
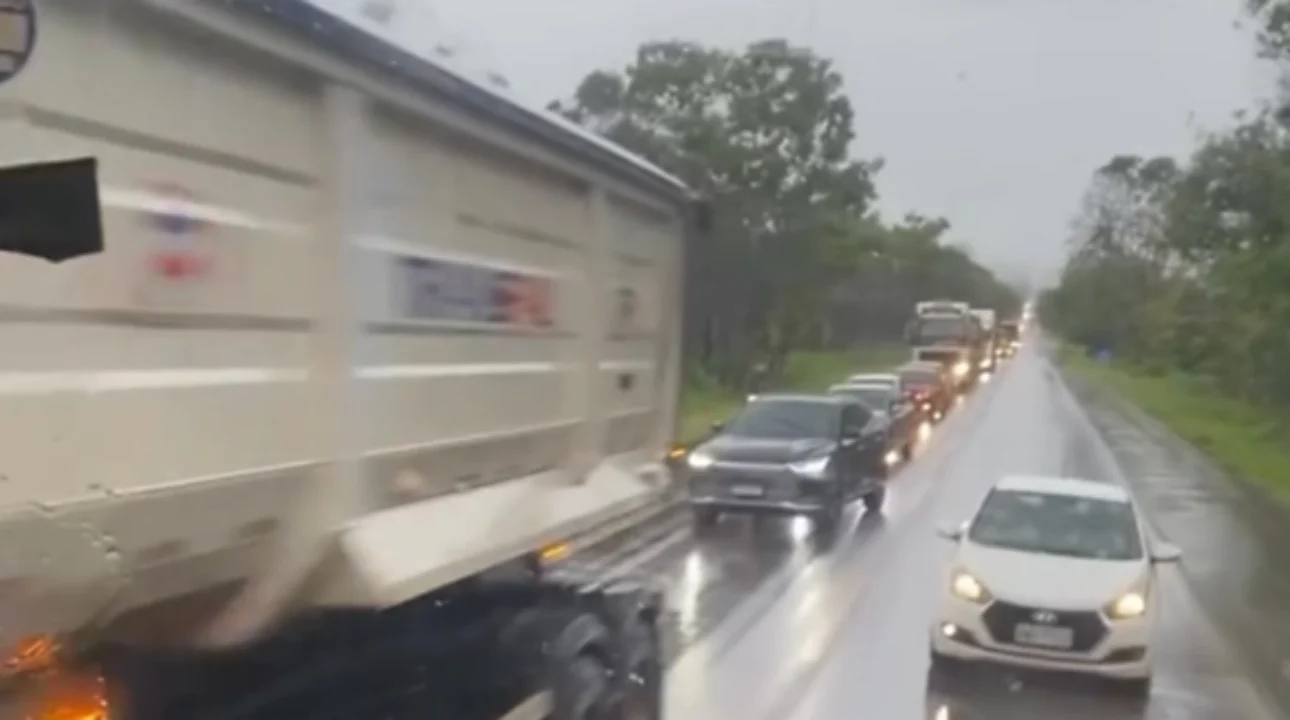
(1151, 542, 1181, 563)
(936, 522, 965, 541)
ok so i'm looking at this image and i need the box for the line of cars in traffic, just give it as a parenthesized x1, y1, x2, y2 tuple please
(681, 352, 1002, 536)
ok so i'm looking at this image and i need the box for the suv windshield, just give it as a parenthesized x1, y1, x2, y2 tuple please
(724, 400, 838, 440)
(968, 489, 1144, 561)
(829, 385, 891, 409)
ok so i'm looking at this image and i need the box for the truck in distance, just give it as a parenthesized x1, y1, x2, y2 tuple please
(907, 309, 980, 390)
(969, 308, 998, 371)
(915, 300, 972, 317)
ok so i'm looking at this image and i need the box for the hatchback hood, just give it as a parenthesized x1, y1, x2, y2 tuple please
(957, 543, 1146, 609)
(700, 436, 834, 464)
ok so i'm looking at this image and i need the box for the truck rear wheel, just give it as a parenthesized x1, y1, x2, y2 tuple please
(556, 655, 612, 720)
(618, 618, 662, 720)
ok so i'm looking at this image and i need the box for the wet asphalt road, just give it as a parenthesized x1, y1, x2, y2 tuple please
(582, 342, 1283, 719)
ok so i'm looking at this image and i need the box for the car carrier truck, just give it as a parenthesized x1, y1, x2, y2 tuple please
(0, 1, 700, 718)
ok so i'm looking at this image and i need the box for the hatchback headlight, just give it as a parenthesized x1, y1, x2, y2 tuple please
(788, 454, 831, 478)
(950, 570, 991, 603)
(1104, 590, 1147, 620)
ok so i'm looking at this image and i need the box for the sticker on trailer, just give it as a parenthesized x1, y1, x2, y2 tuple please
(0, 0, 35, 86)
(393, 254, 555, 328)
(145, 183, 213, 280)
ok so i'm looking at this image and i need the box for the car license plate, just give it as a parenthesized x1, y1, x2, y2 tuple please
(1013, 623, 1073, 649)
(729, 484, 764, 497)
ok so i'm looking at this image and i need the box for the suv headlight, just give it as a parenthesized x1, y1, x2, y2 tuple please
(687, 451, 716, 470)
(950, 570, 992, 603)
(788, 455, 831, 478)
(952, 361, 970, 377)
(1103, 590, 1147, 620)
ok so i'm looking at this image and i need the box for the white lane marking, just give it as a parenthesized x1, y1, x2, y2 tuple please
(599, 524, 691, 581)
(0, 359, 655, 395)
(1048, 359, 1284, 720)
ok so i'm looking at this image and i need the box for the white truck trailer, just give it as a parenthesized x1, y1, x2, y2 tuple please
(913, 300, 970, 318)
(0, 1, 699, 718)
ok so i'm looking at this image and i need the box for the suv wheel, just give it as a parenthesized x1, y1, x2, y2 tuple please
(863, 485, 886, 513)
(693, 507, 719, 529)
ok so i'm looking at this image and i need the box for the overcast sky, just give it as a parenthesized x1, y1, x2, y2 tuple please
(316, 0, 1266, 285)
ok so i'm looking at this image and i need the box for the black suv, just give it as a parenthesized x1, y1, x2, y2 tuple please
(685, 394, 889, 532)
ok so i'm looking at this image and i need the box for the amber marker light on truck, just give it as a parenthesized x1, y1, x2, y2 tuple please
(29, 672, 109, 720)
(538, 541, 572, 563)
(2, 635, 110, 720)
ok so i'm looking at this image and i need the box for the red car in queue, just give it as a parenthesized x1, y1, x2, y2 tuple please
(897, 360, 954, 422)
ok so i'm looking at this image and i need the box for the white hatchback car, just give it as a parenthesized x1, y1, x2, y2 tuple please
(930, 474, 1180, 697)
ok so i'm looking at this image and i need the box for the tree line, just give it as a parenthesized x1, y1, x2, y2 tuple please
(1040, 0, 1290, 406)
(549, 38, 1020, 387)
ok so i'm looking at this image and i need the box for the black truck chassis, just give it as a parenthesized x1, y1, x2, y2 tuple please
(91, 565, 664, 720)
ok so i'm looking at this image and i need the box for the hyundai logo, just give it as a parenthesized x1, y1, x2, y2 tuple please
(1031, 610, 1058, 624)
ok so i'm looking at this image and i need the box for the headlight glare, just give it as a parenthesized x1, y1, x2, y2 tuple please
(687, 452, 716, 470)
(950, 570, 991, 603)
(788, 455, 831, 477)
(1104, 590, 1147, 620)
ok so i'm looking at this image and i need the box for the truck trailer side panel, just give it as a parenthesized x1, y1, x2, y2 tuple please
(0, 0, 687, 655)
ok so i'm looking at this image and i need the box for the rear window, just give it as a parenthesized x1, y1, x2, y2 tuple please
(829, 385, 892, 409)
(900, 369, 937, 385)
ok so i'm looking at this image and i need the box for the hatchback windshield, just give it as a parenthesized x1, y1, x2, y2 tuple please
(723, 400, 838, 440)
(968, 489, 1144, 561)
(829, 385, 891, 410)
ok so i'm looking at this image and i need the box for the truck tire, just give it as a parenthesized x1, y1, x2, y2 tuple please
(546, 611, 615, 720)
(618, 618, 662, 720)
(555, 655, 612, 720)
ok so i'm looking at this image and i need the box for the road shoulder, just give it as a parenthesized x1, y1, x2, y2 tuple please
(1059, 367, 1290, 716)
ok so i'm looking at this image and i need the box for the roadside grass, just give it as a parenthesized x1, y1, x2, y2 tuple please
(676, 345, 906, 445)
(1057, 344, 1290, 502)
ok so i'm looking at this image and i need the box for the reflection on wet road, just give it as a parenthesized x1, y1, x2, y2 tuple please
(623, 343, 1283, 720)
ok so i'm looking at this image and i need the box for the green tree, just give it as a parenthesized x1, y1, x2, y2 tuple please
(553, 38, 1020, 385)
(550, 38, 882, 379)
